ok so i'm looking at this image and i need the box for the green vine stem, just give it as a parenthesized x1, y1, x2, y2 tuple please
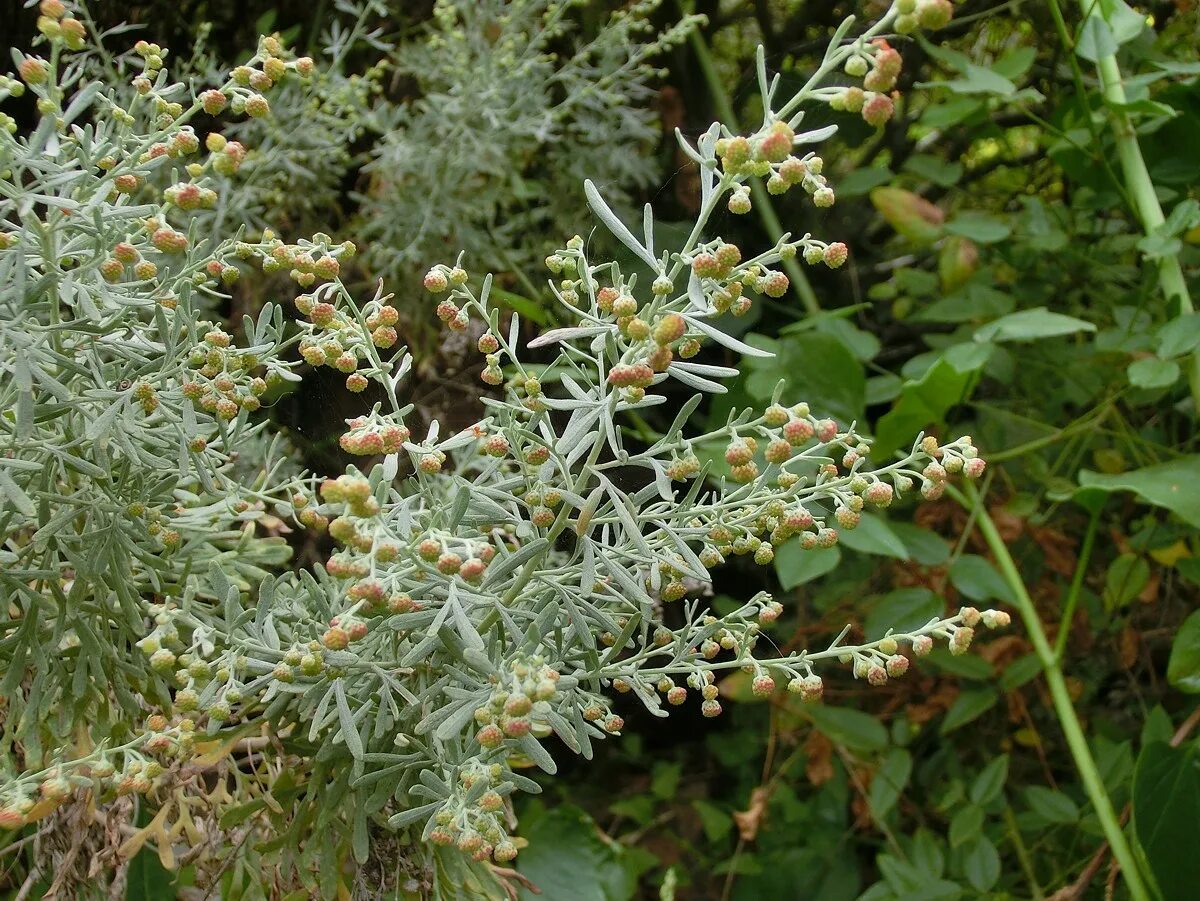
(1057, 0, 1200, 413)
(948, 482, 1151, 901)
(684, 20, 822, 315)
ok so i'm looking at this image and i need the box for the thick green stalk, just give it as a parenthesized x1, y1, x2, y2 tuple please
(949, 483, 1151, 901)
(1068, 0, 1200, 412)
(686, 28, 822, 315)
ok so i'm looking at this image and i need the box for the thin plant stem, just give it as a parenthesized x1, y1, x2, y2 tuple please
(948, 482, 1151, 901)
(1054, 504, 1102, 662)
(1004, 804, 1046, 900)
(1056, 0, 1200, 413)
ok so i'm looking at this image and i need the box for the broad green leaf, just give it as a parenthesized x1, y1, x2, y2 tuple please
(868, 748, 913, 819)
(518, 805, 634, 901)
(1157, 314, 1200, 358)
(949, 555, 1014, 604)
(1078, 457, 1200, 528)
(805, 705, 889, 752)
(969, 754, 1010, 806)
(1023, 786, 1078, 824)
(974, 308, 1096, 342)
(961, 837, 1001, 892)
(873, 357, 981, 458)
(991, 46, 1036, 81)
(1103, 553, 1149, 609)
(1127, 357, 1180, 389)
(1133, 742, 1200, 901)
(837, 514, 909, 559)
(948, 805, 983, 847)
(838, 166, 893, 198)
(890, 523, 951, 566)
(774, 543, 840, 589)
(940, 687, 999, 734)
(1167, 610, 1200, 693)
(943, 212, 1010, 243)
(865, 588, 943, 641)
(918, 285, 1013, 324)
(692, 799, 733, 843)
(932, 64, 1017, 96)
(745, 332, 865, 424)
(902, 154, 963, 187)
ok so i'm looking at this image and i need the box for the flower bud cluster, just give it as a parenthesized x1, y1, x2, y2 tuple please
(182, 325, 275, 420)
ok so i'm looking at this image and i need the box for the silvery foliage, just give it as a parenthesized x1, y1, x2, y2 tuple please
(355, 0, 703, 285)
(0, 0, 998, 882)
(0, 6, 321, 808)
(136, 4, 993, 868)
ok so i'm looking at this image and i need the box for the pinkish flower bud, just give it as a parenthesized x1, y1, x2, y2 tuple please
(823, 242, 848, 268)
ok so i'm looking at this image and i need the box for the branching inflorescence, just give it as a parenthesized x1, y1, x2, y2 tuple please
(0, 0, 999, 884)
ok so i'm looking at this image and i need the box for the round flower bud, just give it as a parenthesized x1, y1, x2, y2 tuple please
(862, 93, 895, 128)
(845, 55, 869, 77)
(423, 269, 448, 293)
(751, 674, 775, 697)
(918, 0, 954, 30)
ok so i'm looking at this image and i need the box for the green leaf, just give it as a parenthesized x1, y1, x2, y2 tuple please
(774, 543, 840, 590)
(961, 837, 1001, 892)
(838, 166, 894, 198)
(873, 357, 981, 458)
(1023, 786, 1079, 824)
(992, 46, 1036, 81)
(890, 523, 951, 566)
(868, 748, 913, 820)
(805, 705, 889, 752)
(518, 805, 634, 901)
(745, 332, 865, 424)
(1167, 610, 1200, 693)
(902, 154, 963, 187)
(974, 307, 1096, 342)
(969, 754, 1009, 806)
(1157, 314, 1200, 359)
(949, 555, 1014, 604)
(837, 514, 909, 559)
(1103, 553, 1150, 609)
(1127, 357, 1180, 389)
(949, 805, 983, 848)
(940, 687, 999, 734)
(931, 64, 1018, 97)
(1076, 15, 1117, 62)
(865, 588, 944, 641)
(692, 799, 733, 843)
(943, 212, 1010, 243)
(1078, 457, 1200, 528)
(1133, 742, 1200, 901)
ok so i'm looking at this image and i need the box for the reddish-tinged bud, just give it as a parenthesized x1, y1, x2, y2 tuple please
(751, 674, 776, 697)
(759, 271, 789, 298)
(653, 313, 687, 346)
(424, 269, 448, 293)
(823, 243, 848, 268)
(862, 93, 895, 128)
(200, 90, 226, 114)
(322, 626, 349, 650)
(757, 121, 794, 163)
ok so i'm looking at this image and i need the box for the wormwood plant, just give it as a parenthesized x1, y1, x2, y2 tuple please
(0, 0, 1002, 894)
(356, 0, 702, 288)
